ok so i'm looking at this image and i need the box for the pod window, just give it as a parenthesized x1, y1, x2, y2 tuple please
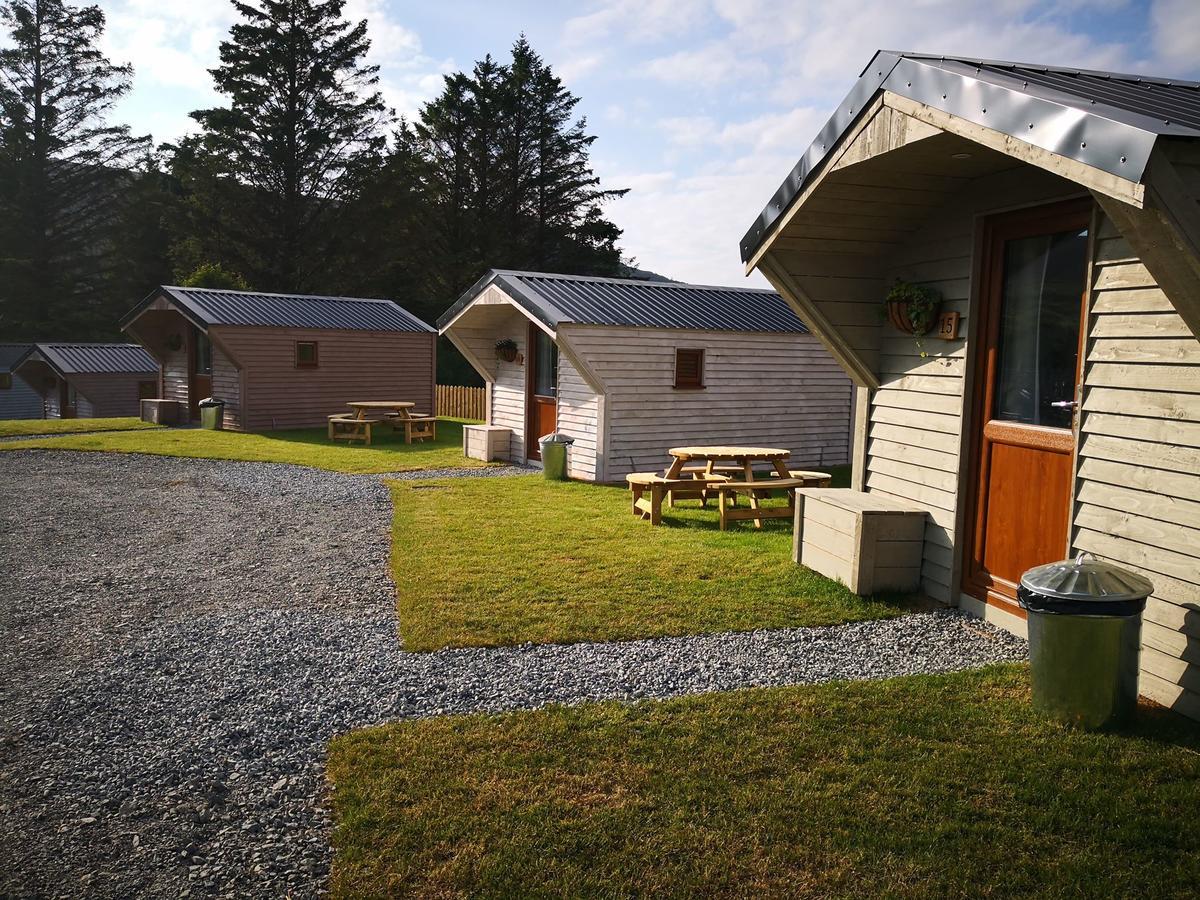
(674, 348, 704, 389)
(296, 341, 319, 368)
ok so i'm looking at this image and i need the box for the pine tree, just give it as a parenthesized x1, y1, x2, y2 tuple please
(399, 36, 627, 302)
(178, 0, 391, 292)
(0, 0, 149, 339)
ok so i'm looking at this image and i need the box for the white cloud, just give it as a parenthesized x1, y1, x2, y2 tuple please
(1149, 0, 1200, 75)
(556, 53, 604, 84)
(563, 0, 711, 46)
(565, 0, 1200, 285)
(643, 41, 768, 86)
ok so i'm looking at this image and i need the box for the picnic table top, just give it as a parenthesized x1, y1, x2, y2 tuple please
(347, 401, 416, 410)
(667, 446, 791, 461)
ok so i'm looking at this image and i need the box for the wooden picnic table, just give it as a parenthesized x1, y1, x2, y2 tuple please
(329, 401, 431, 446)
(665, 446, 792, 529)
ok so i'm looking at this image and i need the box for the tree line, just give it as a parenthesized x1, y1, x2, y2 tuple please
(0, 0, 632, 382)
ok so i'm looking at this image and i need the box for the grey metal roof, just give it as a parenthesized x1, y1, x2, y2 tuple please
(438, 270, 809, 334)
(0, 343, 32, 370)
(18, 343, 157, 375)
(741, 51, 1200, 262)
(122, 286, 434, 333)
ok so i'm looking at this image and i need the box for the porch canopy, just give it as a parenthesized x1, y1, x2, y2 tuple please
(742, 51, 1200, 388)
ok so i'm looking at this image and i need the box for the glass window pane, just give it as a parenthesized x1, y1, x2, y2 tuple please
(195, 331, 213, 376)
(993, 228, 1088, 429)
(534, 330, 557, 397)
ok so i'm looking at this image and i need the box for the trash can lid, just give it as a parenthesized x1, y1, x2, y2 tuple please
(1019, 553, 1153, 602)
(198, 397, 225, 407)
(538, 432, 574, 445)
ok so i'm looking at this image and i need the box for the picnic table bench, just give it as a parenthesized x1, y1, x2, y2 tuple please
(626, 473, 727, 525)
(328, 414, 383, 445)
(715, 477, 810, 530)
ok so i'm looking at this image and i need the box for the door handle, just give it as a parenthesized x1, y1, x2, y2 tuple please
(1050, 400, 1078, 409)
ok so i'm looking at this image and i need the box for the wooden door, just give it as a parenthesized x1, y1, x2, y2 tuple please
(188, 327, 213, 421)
(963, 199, 1092, 611)
(58, 380, 76, 418)
(526, 323, 557, 461)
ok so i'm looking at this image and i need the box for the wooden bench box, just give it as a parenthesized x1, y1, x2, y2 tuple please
(463, 424, 510, 461)
(793, 489, 926, 594)
(140, 399, 184, 425)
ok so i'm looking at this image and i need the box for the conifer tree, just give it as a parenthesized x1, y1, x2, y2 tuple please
(178, 0, 390, 292)
(0, 0, 149, 338)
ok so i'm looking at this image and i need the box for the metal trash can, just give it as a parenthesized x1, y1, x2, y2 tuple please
(198, 397, 225, 431)
(539, 433, 574, 481)
(1017, 554, 1153, 730)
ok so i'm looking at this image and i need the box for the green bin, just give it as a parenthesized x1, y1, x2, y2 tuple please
(1017, 554, 1152, 730)
(539, 433, 573, 481)
(199, 397, 225, 430)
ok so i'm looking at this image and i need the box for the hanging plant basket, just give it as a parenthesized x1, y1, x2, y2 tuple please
(495, 338, 518, 362)
(883, 281, 942, 336)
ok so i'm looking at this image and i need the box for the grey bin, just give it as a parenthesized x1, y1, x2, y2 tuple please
(538, 433, 574, 481)
(1017, 554, 1153, 730)
(198, 397, 225, 431)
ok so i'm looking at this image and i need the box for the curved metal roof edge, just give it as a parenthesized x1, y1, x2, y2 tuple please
(740, 49, 1198, 263)
(436, 269, 567, 332)
(10, 346, 51, 377)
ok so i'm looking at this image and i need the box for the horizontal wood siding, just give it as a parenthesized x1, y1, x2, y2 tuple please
(451, 303, 532, 461)
(563, 324, 852, 481)
(212, 326, 435, 431)
(210, 344, 242, 429)
(67, 373, 152, 418)
(1073, 213, 1200, 720)
(124, 308, 186, 406)
(866, 169, 1080, 602)
(557, 353, 598, 480)
(0, 371, 44, 419)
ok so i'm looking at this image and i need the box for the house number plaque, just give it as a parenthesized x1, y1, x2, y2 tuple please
(935, 311, 960, 340)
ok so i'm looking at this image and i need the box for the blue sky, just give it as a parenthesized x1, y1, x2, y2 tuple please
(94, 0, 1200, 287)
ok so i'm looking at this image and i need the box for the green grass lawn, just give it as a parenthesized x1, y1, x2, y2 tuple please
(0, 418, 487, 474)
(0, 416, 160, 437)
(328, 665, 1200, 899)
(391, 468, 900, 651)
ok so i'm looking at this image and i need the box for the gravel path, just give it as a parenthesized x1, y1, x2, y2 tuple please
(0, 450, 1027, 898)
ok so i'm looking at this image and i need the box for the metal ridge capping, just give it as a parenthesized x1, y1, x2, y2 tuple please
(740, 51, 1200, 263)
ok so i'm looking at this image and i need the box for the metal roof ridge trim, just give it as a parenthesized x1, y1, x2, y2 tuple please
(740, 50, 1190, 262)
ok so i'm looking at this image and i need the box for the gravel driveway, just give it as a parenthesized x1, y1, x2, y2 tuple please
(0, 449, 1026, 898)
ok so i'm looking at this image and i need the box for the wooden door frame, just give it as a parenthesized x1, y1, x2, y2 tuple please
(525, 321, 558, 462)
(961, 196, 1094, 613)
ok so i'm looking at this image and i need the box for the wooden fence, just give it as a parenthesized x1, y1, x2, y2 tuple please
(436, 384, 487, 421)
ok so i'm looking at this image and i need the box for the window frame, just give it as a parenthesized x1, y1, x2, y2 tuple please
(673, 347, 705, 390)
(295, 340, 320, 369)
(0, 372, 11, 390)
(193, 330, 213, 376)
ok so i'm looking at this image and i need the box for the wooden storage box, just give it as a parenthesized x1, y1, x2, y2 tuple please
(793, 489, 926, 595)
(140, 399, 184, 425)
(463, 424, 510, 462)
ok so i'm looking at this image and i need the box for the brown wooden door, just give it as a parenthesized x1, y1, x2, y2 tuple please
(59, 380, 76, 418)
(526, 323, 557, 461)
(964, 199, 1092, 611)
(188, 327, 213, 421)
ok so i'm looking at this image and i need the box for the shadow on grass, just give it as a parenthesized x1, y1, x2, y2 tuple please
(246, 418, 476, 452)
